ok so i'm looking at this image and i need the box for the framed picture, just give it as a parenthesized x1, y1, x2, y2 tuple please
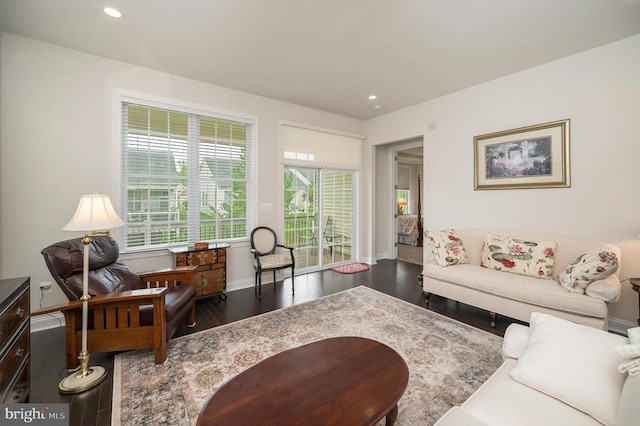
(474, 119, 570, 190)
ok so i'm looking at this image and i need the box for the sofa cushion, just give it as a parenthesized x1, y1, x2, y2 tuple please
(425, 229, 468, 266)
(559, 249, 619, 294)
(481, 233, 556, 279)
(510, 313, 628, 426)
(423, 264, 607, 318)
(460, 358, 602, 426)
(584, 275, 622, 303)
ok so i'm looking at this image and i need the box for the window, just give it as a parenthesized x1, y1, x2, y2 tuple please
(121, 99, 254, 250)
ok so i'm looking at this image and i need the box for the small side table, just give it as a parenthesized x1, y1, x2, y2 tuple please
(170, 243, 230, 300)
(629, 278, 640, 326)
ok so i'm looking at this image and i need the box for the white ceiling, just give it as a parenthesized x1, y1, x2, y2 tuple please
(1, 0, 639, 120)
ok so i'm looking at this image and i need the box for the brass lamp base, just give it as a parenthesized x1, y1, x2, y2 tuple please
(59, 351, 107, 394)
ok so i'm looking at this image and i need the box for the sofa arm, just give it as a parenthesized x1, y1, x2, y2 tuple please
(502, 323, 530, 360)
(434, 407, 488, 426)
(585, 275, 621, 302)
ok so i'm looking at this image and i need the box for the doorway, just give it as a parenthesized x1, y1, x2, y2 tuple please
(373, 137, 423, 264)
(395, 145, 424, 265)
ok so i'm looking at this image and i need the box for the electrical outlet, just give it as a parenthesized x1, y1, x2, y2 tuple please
(40, 281, 52, 293)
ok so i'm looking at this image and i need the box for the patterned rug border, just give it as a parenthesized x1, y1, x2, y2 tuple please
(113, 285, 504, 425)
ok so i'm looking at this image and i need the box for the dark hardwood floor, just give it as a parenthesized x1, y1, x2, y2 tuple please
(30, 259, 519, 426)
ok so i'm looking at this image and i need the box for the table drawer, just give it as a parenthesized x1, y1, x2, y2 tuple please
(0, 325, 29, 397)
(0, 289, 28, 353)
(2, 358, 29, 403)
(198, 269, 225, 296)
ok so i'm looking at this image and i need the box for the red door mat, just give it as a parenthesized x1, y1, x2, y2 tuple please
(330, 263, 369, 274)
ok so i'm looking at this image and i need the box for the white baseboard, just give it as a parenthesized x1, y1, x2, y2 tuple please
(31, 312, 64, 332)
(375, 251, 390, 260)
(226, 278, 254, 292)
(360, 256, 377, 265)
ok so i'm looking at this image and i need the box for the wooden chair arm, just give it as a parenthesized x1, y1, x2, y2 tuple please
(277, 244, 295, 256)
(140, 265, 197, 287)
(31, 287, 168, 316)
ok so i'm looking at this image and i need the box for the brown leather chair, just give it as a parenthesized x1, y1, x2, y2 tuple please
(36, 236, 197, 368)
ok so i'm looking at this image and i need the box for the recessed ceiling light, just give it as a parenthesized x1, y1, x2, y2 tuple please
(368, 95, 377, 100)
(104, 7, 122, 18)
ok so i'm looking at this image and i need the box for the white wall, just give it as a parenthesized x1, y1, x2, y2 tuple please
(0, 33, 364, 313)
(365, 34, 640, 329)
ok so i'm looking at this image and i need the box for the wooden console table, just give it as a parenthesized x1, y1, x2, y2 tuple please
(170, 243, 230, 300)
(0, 276, 30, 403)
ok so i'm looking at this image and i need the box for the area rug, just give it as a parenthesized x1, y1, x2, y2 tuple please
(330, 262, 370, 274)
(112, 286, 503, 425)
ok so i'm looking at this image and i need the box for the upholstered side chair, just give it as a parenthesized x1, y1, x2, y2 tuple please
(250, 226, 295, 298)
(35, 236, 197, 368)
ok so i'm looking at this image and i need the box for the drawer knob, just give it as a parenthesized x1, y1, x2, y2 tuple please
(16, 307, 25, 318)
(15, 347, 24, 358)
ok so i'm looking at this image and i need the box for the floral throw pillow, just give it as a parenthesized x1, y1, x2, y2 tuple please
(481, 233, 556, 279)
(425, 229, 468, 266)
(559, 249, 619, 294)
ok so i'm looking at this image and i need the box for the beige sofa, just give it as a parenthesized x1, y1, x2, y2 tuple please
(434, 313, 640, 426)
(423, 229, 622, 330)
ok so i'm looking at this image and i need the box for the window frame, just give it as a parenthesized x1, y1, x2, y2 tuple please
(115, 89, 258, 252)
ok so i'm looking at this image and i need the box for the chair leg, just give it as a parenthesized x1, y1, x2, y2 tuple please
(291, 268, 295, 294)
(153, 297, 168, 364)
(186, 299, 196, 327)
(490, 312, 498, 328)
(64, 312, 80, 370)
(258, 273, 262, 299)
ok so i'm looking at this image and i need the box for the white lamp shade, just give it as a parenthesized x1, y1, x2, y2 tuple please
(63, 194, 124, 232)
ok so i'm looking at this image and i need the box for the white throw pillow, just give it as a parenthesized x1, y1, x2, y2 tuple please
(425, 229, 468, 267)
(510, 313, 628, 426)
(559, 248, 619, 294)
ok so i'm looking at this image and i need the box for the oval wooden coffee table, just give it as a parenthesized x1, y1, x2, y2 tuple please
(196, 336, 409, 426)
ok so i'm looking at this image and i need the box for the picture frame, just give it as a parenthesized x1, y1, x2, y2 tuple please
(474, 119, 570, 190)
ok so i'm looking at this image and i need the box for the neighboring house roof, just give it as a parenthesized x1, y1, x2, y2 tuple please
(289, 168, 316, 188)
(200, 157, 243, 179)
(127, 148, 180, 176)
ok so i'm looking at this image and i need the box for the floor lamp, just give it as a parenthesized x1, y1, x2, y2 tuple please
(59, 193, 124, 394)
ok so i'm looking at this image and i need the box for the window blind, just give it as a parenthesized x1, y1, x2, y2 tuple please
(122, 101, 254, 250)
(281, 124, 363, 170)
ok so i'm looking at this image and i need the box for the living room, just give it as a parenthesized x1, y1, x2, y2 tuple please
(1, 1, 640, 424)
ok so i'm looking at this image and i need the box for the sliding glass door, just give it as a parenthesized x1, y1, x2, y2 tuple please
(284, 167, 354, 269)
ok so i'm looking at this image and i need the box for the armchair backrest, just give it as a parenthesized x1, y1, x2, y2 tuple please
(250, 227, 278, 255)
(41, 236, 143, 300)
